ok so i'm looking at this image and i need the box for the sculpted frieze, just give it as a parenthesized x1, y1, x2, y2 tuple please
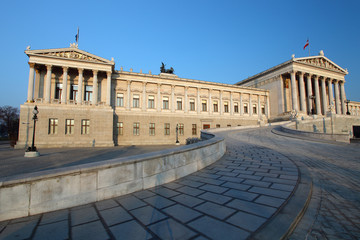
(297, 58, 343, 73)
(40, 51, 105, 63)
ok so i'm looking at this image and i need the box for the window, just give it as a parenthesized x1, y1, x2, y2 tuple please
(85, 86, 93, 102)
(133, 94, 140, 108)
(49, 118, 58, 134)
(148, 95, 155, 109)
(227, 124, 231, 127)
(202, 100, 207, 111)
(262, 105, 266, 114)
(55, 83, 62, 100)
(177, 98, 182, 110)
(244, 103, 248, 114)
(216, 124, 221, 128)
(133, 122, 140, 135)
(192, 124, 197, 135)
(178, 123, 184, 135)
(117, 122, 123, 135)
(164, 123, 170, 135)
(253, 104, 257, 114)
(117, 93, 124, 107)
(149, 123, 155, 136)
(81, 119, 90, 134)
(224, 102, 229, 113)
(213, 101, 218, 112)
(234, 103, 239, 113)
(65, 119, 74, 135)
(163, 96, 169, 109)
(189, 99, 195, 111)
(71, 85, 78, 101)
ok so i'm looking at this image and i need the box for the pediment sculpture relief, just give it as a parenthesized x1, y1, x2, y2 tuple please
(297, 58, 343, 72)
(40, 51, 105, 63)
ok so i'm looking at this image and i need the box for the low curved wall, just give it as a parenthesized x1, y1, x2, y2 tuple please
(0, 133, 225, 221)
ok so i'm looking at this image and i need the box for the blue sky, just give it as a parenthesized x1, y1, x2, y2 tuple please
(1, 0, 359, 108)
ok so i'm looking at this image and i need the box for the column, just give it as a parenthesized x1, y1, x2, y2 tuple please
(157, 83, 161, 112)
(61, 67, 68, 104)
(306, 74, 313, 114)
(209, 89, 212, 115)
(77, 68, 84, 104)
(299, 72, 306, 112)
(340, 81, 346, 114)
(27, 63, 35, 102)
(334, 80, 341, 114)
(171, 85, 175, 112)
(106, 71, 112, 106)
(266, 95, 270, 118)
(127, 80, 131, 110)
(314, 75, 321, 115)
(45, 65, 52, 103)
(197, 88, 200, 114)
(142, 82, 147, 111)
(257, 94, 261, 117)
(230, 92, 234, 115)
(92, 70, 98, 105)
(320, 77, 327, 115)
(219, 91, 223, 115)
(184, 87, 188, 113)
(240, 93, 243, 115)
(249, 94, 252, 116)
(34, 69, 40, 100)
(328, 79, 334, 109)
(290, 71, 298, 111)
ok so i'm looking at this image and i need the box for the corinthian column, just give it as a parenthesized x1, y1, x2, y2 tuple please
(92, 70, 98, 105)
(299, 72, 306, 112)
(334, 80, 341, 114)
(320, 77, 326, 115)
(45, 65, 52, 103)
(306, 74, 313, 114)
(61, 67, 68, 104)
(290, 71, 298, 111)
(27, 63, 35, 102)
(314, 75, 321, 115)
(328, 79, 334, 109)
(340, 81, 346, 115)
(77, 68, 84, 104)
(106, 71, 112, 106)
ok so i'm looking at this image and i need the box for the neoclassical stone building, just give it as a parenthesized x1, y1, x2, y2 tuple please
(236, 51, 360, 118)
(17, 46, 270, 148)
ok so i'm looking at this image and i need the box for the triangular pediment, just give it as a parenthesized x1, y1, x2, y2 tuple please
(25, 47, 114, 65)
(294, 56, 347, 74)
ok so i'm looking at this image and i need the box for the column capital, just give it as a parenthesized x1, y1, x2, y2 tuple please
(78, 68, 84, 74)
(106, 71, 112, 75)
(62, 66, 69, 72)
(157, 83, 161, 87)
(93, 69, 98, 75)
(28, 62, 36, 68)
(297, 71, 304, 76)
(46, 64, 52, 70)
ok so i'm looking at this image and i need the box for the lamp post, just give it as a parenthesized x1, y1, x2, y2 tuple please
(175, 124, 180, 145)
(309, 95, 315, 115)
(25, 105, 40, 157)
(345, 100, 351, 115)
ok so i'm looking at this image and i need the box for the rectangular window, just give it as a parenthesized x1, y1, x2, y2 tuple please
(213, 101, 218, 112)
(163, 96, 169, 109)
(133, 94, 140, 108)
(262, 105, 266, 114)
(117, 93, 124, 107)
(133, 122, 140, 135)
(148, 95, 155, 109)
(189, 99, 195, 111)
(192, 124, 197, 135)
(49, 118, 58, 134)
(71, 85, 78, 101)
(202, 100, 207, 112)
(65, 119, 74, 135)
(227, 124, 231, 127)
(55, 83, 62, 100)
(178, 123, 184, 135)
(149, 123, 155, 136)
(117, 122, 123, 135)
(224, 102, 229, 113)
(253, 104, 257, 114)
(234, 103, 239, 113)
(177, 98, 182, 110)
(216, 124, 221, 128)
(81, 119, 90, 134)
(244, 103, 248, 114)
(85, 86, 93, 102)
(164, 123, 170, 135)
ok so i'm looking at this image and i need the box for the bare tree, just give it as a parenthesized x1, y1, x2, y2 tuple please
(0, 106, 19, 146)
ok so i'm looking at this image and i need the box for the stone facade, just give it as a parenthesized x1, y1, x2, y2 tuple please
(17, 46, 269, 148)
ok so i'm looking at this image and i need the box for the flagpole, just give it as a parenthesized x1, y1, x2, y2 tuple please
(308, 38, 310, 56)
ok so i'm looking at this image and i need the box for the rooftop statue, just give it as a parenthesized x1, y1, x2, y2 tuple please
(160, 62, 174, 74)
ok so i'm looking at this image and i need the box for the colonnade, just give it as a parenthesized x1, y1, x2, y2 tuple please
(284, 71, 346, 115)
(27, 62, 112, 106)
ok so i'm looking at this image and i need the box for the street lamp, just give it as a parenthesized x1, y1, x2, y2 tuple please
(309, 95, 315, 115)
(345, 100, 351, 115)
(175, 124, 180, 145)
(25, 105, 40, 157)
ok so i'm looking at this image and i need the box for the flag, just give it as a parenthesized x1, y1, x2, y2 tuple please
(303, 39, 309, 50)
(75, 27, 79, 43)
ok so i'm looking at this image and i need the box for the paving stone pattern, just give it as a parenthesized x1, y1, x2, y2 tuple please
(0, 140, 298, 240)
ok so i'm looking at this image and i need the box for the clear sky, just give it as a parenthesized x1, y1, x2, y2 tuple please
(1, 0, 359, 108)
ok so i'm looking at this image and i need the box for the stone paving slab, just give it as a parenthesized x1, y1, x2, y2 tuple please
(0, 131, 301, 239)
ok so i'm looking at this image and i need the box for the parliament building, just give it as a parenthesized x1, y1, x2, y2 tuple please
(16, 45, 360, 148)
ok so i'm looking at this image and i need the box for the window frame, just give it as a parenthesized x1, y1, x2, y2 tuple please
(49, 118, 58, 134)
(117, 122, 123, 135)
(65, 119, 74, 135)
(117, 93, 124, 107)
(164, 123, 170, 135)
(133, 122, 140, 136)
(192, 124, 197, 135)
(149, 123, 155, 136)
(81, 119, 90, 135)
(133, 94, 140, 108)
(163, 96, 169, 109)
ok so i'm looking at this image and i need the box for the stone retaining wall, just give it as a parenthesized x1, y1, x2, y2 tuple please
(0, 133, 225, 221)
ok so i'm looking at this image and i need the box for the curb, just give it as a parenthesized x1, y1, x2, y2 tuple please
(250, 155, 313, 240)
